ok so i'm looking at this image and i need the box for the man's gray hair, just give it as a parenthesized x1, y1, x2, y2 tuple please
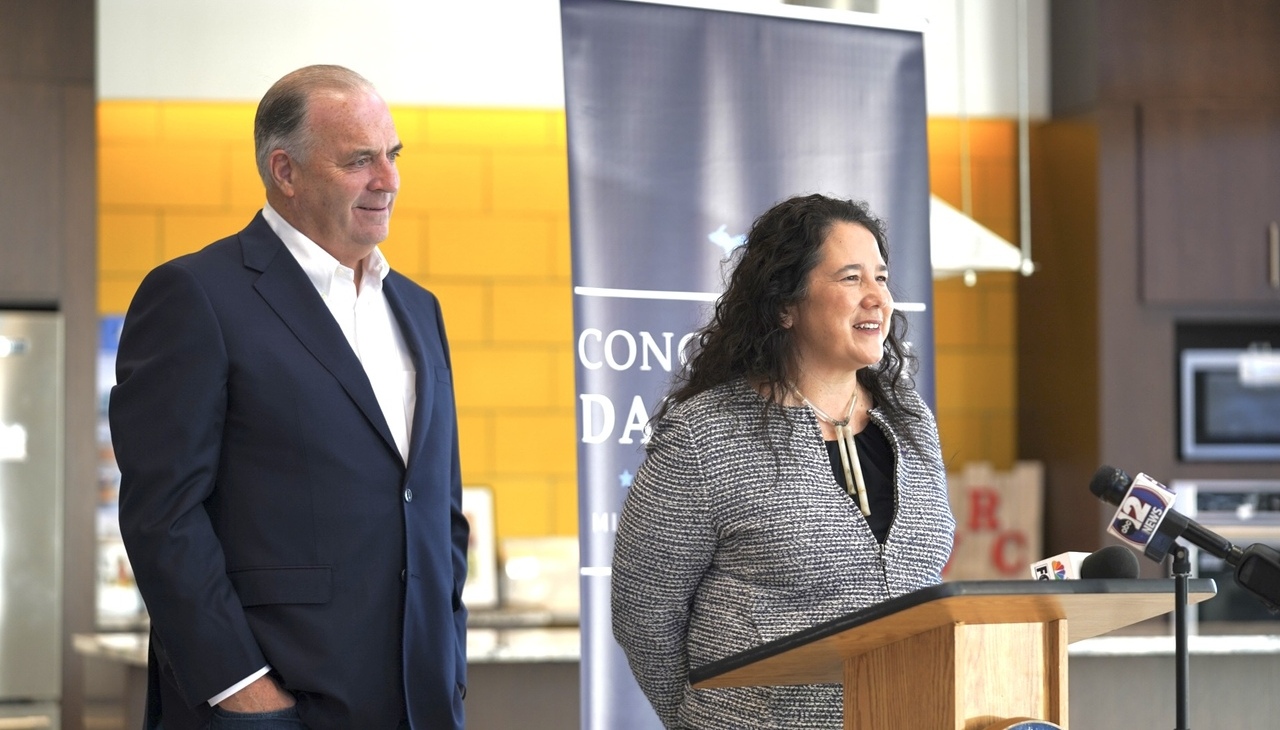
(253, 65, 377, 188)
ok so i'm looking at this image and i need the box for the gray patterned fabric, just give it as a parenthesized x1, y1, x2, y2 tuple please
(611, 377, 955, 729)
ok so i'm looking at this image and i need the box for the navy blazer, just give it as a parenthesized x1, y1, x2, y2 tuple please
(110, 213, 468, 730)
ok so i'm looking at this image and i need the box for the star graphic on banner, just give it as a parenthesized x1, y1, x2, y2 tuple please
(618, 469, 635, 489)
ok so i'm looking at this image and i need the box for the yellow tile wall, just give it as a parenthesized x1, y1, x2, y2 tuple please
(928, 118, 1020, 471)
(97, 103, 1020, 539)
(98, 101, 575, 543)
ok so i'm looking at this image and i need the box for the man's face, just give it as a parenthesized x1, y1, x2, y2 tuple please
(284, 89, 401, 257)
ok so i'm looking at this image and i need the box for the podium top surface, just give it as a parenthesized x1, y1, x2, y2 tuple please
(689, 578, 1216, 689)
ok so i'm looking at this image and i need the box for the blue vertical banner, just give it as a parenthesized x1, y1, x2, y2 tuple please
(560, 1, 934, 727)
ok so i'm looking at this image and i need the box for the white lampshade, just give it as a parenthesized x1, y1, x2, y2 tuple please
(929, 195, 1026, 281)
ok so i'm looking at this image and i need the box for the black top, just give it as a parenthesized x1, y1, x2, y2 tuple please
(824, 421, 895, 542)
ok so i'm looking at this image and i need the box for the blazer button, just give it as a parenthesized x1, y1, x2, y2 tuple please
(401, 569, 406, 582)
(403, 488, 413, 502)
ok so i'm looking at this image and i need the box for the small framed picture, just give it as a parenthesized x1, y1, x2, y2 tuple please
(461, 486, 498, 609)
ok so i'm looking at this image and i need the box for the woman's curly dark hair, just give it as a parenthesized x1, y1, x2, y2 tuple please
(654, 193, 921, 426)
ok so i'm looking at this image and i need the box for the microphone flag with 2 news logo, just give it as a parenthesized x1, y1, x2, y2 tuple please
(561, 1, 934, 727)
(1105, 472, 1177, 553)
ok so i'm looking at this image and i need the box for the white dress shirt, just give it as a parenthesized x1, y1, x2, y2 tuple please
(263, 202, 416, 463)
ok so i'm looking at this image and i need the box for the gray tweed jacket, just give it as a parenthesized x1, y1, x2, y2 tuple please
(611, 377, 955, 729)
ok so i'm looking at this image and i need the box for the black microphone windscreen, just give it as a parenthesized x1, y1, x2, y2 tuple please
(1089, 465, 1132, 505)
(1080, 544, 1140, 579)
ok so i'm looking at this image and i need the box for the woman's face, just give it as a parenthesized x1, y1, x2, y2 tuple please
(782, 221, 893, 378)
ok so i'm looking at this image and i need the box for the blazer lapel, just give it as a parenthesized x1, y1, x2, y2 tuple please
(383, 276, 435, 472)
(239, 214, 400, 459)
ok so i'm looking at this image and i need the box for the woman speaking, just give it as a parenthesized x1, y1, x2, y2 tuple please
(611, 193, 956, 728)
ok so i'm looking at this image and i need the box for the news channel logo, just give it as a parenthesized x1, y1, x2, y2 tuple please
(1106, 473, 1175, 549)
(1033, 559, 1068, 580)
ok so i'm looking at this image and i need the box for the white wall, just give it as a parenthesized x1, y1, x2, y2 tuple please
(96, 0, 569, 106)
(97, 0, 1047, 117)
(921, 0, 1049, 118)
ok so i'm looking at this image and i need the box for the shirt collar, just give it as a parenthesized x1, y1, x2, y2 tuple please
(261, 201, 391, 296)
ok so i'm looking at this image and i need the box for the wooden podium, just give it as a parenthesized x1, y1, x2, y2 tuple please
(689, 579, 1216, 730)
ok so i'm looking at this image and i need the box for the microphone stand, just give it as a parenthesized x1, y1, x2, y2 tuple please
(1166, 539, 1280, 729)
(1170, 544, 1191, 730)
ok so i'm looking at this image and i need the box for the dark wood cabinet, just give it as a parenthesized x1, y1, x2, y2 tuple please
(0, 82, 64, 304)
(1139, 103, 1280, 304)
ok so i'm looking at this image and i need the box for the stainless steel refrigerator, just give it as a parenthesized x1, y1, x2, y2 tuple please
(0, 311, 63, 729)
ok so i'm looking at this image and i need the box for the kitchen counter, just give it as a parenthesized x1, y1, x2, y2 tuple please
(74, 633, 148, 730)
(75, 625, 582, 667)
(74, 632, 148, 667)
(1072, 632, 1280, 656)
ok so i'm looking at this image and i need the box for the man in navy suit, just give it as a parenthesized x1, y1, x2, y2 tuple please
(109, 64, 467, 730)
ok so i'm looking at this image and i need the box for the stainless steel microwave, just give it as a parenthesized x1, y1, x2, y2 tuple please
(1180, 348, 1280, 461)
(1172, 480, 1280, 628)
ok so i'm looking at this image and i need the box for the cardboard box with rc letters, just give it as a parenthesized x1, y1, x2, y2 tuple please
(944, 461, 1044, 581)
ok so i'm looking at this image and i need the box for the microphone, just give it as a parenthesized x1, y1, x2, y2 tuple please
(1089, 465, 1280, 611)
(1080, 544, 1140, 579)
(1088, 465, 1240, 565)
(1029, 545, 1139, 580)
